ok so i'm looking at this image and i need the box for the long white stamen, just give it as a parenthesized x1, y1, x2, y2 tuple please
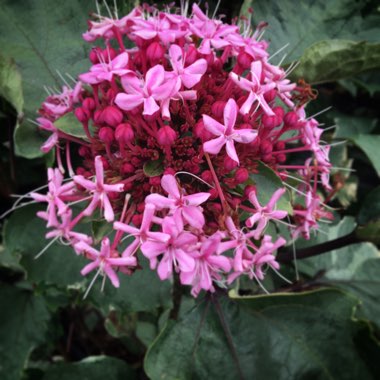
(288, 215, 299, 281)
(34, 236, 60, 259)
(83, 267, 102, 299)
(252, 272, 270, 294)
(307, 106, 332, 120)
(174, 171, 213, 188)
(271, 266, 293, 284)
(212, 0, 221, 19)
(0, 200, 39, 219)
(56, 70, 71, 88)
(269, 43, 289, 61)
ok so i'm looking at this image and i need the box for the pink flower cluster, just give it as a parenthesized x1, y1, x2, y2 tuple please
(30, 3, 334, 296)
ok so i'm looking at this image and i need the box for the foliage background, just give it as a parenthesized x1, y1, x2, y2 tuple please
(0, 0, 379, 379)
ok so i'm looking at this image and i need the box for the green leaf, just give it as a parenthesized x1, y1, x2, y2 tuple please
(3, 204, 88, 287)
(54, 113, 88, 139)
(42, 356, 137, 380)
(0, 0, 93, 157)
(332, 258, 380, 328)
(0, 54, 23, 113)
(290, 40, 380, 84)
(351, 134, 380, 176)
(89, 256, 172, 313)
(249, 161, 292, 214)
(0, 284, 49, 380)
(143, 159, 164, 177)
(242, 0, 380, 62)
(358, 186, 380, 225)
(334, 116, 377, 139)
(14, 121, 46, 159)
(145, 289, 375, 380)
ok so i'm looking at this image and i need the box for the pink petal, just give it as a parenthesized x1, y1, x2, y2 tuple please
(141, 241, 167, 258)
(111, 52, 129, 69)
(169, 44, 184, 71)
(175, 249, 195, 272)
(104, 265, 120, 287)
(161, 174, 180, 199)
(145, 65, 165, 90)
(143, 97, 160, 115)
(81, 261, 99, 276)
(107, 257, 137, 266)
(267, 188, 287, 210)
(115, 93, 143, 111)
(182, 205, 205, 229)
(183, 192, 210, 206)
(73, 175, 96, 191)
(102, 194, 115, 222)
(145, 194, 176, 209)
(233, 129, 257, 144)
(208, 255, 231, 272)
(224, 98, 238, 132)
(157, 253, 172, 280)
(202, 115, 225, 136)
(225, 140, 239, 164)
(239, 91, 256, 115)
(94, 156, 104, 184)
(203, 135, 226, 155)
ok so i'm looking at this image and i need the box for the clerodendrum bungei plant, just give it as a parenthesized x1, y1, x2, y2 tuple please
(26, 2, 334, 297)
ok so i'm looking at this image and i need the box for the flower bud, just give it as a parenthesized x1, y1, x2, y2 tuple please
(164, 167, 176, 175)
(93, 109, 104, 124)
(89, 47, 102, 64)
(237, 52, 252, 69)
(146, 41, 165, 64)
(261, 114, 277, 129)
(224, 155, 238, 172)
(260, 140, 273, 154)
(275, 141, 285, 150)
(83, 97, 96, 111)
(75, 107, 90, 123)
(103, 106, 123, 127)
(264, 89, 276, 103)
(115, 123, 134, 143)
(201, 170, 213, 184)
(284, 111, 298, 127)
(244, 185, 256, 198)
(194, 120, 213, 142)
(98, 127, 114, 144)
(157, 125, 177, 146)
(212, 101, 226, 118)
(184, 45, 198, 65)
(149, 176, 161, 186)
(132, 214, 143, 227)
(121, 163, 135, 174)
(235, 167, 249, 184)
(276, 154, 287, 163)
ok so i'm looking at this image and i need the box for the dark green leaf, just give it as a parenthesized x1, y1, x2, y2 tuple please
(358, 186, 380, 225)
(145, 289, 375, 380)
(143, 159, 164, 177)
(0, 284, 49, 380)
(3, 204, 88, 287)
(249, 161, 292, 214)
(14, 121, 46, 159)
(242, 0, 379, 62)
(351, 134, 380, 176)
(89, 256, 172, 313)
(334, 116, 377, 139)
(0, 0, 93, 157)
(54, 113, 88, 139)
(42, 356, 136, 380)
(290, 40, 380, 84)
(0, 54, 23, 113)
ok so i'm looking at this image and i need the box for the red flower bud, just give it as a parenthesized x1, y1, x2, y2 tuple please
(235, 167, 249, 184)
(194, 120, 213, 142)
(75, 107, 90, 123)
(212, 101, 226, 118)
(184, 45, 198, 65)
(98, 127, 114, 143)
(83, 97, 96, 111)
(157, 125, 177, 146)
(237, 52, 252, 69)
(146, 41, 165, 64)
(103, 106, 123, 127)
(224, 155, 238, 172)
(284, 111, 298, 127)
(260, 140, 273, 154)
(115, 123, 134, 143)
(122, 163, 135, 174)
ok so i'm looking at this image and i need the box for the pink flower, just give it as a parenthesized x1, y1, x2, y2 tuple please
(42, 82, 82, 118)
(31, 168, 76, 227)
(190, 4, 238, 54)
(141, 216, 197, 280)
(45, 209, 93, 245)
(246, 188, 288, 239)
(168, 44, 207, 88)
(115, 65, 178, 116)
(79, 52, 130, 84)
(73, 156, 124, 222)
(113, 203, 170, 256)
(180, 232, 231, 297)
(75, 237, 137, 288)
(145, 174, 210, 229)
(203, 98, 257, 164)
(253, 235, 285, 280)
(37, 118, 59, 153)
(131, 14, 188, 44)
(230, 61, 276, 115)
